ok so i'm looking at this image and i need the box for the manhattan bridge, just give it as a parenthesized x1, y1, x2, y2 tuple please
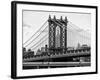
(23, 15, 91, 69)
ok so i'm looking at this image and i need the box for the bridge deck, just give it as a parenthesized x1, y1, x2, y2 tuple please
(24, 51, 90, 62)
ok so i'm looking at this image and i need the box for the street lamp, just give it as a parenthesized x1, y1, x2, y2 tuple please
(47, 52, 51, 68)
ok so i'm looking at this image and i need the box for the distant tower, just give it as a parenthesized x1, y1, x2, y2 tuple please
(77, 43, 81, 48)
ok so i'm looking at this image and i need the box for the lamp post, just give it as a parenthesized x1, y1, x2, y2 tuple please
(45, 45, 50, 68)
(48, 52, 50, 68)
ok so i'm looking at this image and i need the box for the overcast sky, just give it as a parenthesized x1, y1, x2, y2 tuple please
(23, 10, 91, 49)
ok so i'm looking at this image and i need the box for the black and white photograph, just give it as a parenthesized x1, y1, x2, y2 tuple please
(23, 11, 91, 69)
(11, 1, 97, 79)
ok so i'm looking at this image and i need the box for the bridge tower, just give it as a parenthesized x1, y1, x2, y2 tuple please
(48, 15, 68, 53)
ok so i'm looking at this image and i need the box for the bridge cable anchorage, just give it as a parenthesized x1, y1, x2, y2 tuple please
(23, 20, 48, 46)
(24, 25, 48, 48)
(28, 33, 48, 49)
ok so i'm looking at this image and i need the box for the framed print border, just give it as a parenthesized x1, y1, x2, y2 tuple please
(11, 1, 98, 79)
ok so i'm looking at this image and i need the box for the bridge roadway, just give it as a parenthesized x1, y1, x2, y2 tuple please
(23, 51, 90, 62)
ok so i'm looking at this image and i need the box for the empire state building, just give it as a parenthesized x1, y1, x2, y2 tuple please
(55, 26, 61, 48)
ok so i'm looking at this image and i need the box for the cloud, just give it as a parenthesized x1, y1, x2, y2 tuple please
(23, 23, 31, 28)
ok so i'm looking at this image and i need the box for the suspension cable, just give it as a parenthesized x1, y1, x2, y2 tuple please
(24, 25, 48, 47)
(23, 20, 47, 45)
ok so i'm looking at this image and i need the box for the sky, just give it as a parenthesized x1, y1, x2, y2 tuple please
(22, 10, 91, 50)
